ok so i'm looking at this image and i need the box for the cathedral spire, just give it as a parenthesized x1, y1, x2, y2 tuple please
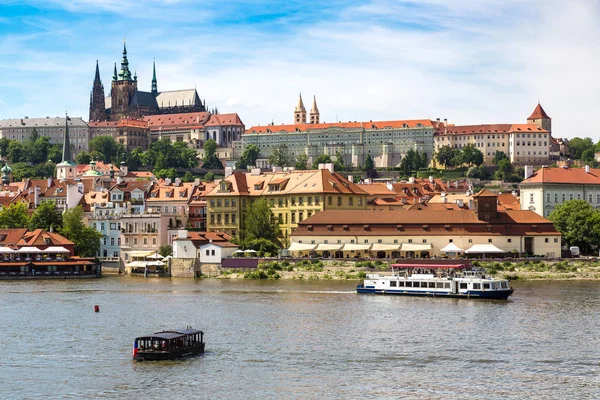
(113, 63, 118, 81)
(310, 95, 320, 124)
(119, 41, 132, 81)
(151, 59, 158, 95)
(294, 93, 307, 124)
(94, 60, 101, 83)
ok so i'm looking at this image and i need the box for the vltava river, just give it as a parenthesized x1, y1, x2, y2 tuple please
(0, 277, 598, 399)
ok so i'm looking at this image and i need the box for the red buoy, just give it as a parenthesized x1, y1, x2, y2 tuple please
(94, 305, 100, 312)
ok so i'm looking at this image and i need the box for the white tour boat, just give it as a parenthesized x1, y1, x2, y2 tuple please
(356, 263, 514, 300)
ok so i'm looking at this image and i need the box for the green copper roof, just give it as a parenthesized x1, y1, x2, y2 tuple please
(118, 42, 133, 81)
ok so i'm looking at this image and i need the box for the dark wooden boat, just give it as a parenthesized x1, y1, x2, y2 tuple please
(133, 328, 205, 361)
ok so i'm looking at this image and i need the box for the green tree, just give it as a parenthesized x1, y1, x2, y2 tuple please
(60, 206, 102, 257)
(245, 238, 280, 257)
(494, 158, 514, 181)
(30, 128, 39, 142)
(0, 202, 29, 228)
(493, 151, 508, 164)
(237, 144, 260, 170)
(294, 153, 308, 170)
(268, 144, 291, 168)
(243, 198, 280, 243)
(159, 244, 173, 257)
(0, 138, 10, 158)
(75, 151, 92, 165)
(89, 135, 119, 163)
(127, 147, 144, 171)
(435, 145, 459, 168)
(203, 171, 215, 181)
(549, 200, 600, 254)
(28, 201, 63, 231)
(153, 168, 178, 180)
(333, 152, 345, 172)
(312, 154, 332, 170)
(203, 139, 218, 159)
(364, 154, 374, 171)
(47, 145, 62, 163)
(182, 171, 195, 182)
(459, 144, 484, 166)
(567, 137, 594, 160)
(173, 141, 198, 169)
(7, 141, 24, 164)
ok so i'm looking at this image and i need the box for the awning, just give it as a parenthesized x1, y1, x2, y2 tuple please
(0, 247, 15, 253)
(341, 243, 371, 251)
(370, 244, 401, 251)
(401, 243, 432, 252)
(287, 242, 317, 252)
(44, 246, 70, 253)
(464, 244, 506, 254)
(17, 246, 43, 253)
(146, 252, 163, 259)
(440, 242, 464, 253)
(315, 244, 343, 251)
(126, 261, 148, 267)
(128, 251, 156, 258)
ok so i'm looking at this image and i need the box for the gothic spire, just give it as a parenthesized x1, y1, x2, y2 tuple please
(311, 95, 319, 113)
(151, 59, 158, 95)
(61, 114, 73, 165)
(112, 63, 118, 81)
(119, 41, 132, 81)
(94, 60, 101, 83)
(295, 93, 306, 112)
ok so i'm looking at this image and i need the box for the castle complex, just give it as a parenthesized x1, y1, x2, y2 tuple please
(89, 43, 207, 122)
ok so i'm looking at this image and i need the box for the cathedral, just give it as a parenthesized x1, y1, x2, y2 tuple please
(89, 43, 207, 122)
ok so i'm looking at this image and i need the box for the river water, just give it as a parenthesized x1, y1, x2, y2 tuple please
(0, 277, 598, 399)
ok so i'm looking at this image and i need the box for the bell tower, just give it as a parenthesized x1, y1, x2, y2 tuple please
(294, 93, 306, 124)
(110, 41, 138, 121)
(89, 60, 107, 122)
(527, 102, 551, 134)
(310, 95, 320, 124)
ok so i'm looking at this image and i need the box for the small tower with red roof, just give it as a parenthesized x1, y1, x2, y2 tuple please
(527, 102, 551, 134)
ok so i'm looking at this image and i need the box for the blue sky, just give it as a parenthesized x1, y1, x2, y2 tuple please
(0, 0, 599, 138)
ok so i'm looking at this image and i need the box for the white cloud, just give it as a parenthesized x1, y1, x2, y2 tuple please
(1, 0, 599, 140)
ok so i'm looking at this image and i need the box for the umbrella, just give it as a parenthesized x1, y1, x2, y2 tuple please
(244, 249, 257, 253)
(233, 250, 246, 254)
(147, 252, 163, 259)
(147, 260, 165, 266)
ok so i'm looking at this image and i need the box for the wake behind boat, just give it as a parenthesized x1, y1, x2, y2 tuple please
(133, 327, 205, 361)
(356, 263, 514, 300)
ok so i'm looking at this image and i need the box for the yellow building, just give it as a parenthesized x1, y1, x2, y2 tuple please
(205, 165, 368, 243)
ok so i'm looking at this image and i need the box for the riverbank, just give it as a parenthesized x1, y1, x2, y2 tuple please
(212, 259, 600, 281)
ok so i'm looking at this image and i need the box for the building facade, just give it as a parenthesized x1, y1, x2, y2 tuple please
(290, 190, 561, 258)
(205, 165, 368, 241)
(89, 119, 150, 152)
(434, 104, 552, 165)
(519, 165, 600, 217)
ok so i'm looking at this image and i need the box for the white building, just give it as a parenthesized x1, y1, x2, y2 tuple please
(172, 231, 236, 261)
(519, 165, 600, 218)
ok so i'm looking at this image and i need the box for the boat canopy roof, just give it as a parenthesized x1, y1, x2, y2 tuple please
(391, 263, 466, 269)
(136, 328, 203, 341)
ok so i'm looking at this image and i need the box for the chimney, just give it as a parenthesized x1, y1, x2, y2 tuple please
(174, 177, 182, 186)
(524, 165, 534, 180)
(585, 165, 590, 174)
(224, 166, 233, 178)
(250, 168, 261, 176)
(116, 176, 123, 184)
(165, 178, 172, 186)
(348, 175, 353, 183)
(272, 166, 283, 173)
(443, 197, 448, 204)
(456, 199, 464, 207)
(408, 177, 415, 184)
(429, 176, 434, 183)
(47, 177, 52, 189)
(318, 163, 334, 174)
(34, 186, 40, 207)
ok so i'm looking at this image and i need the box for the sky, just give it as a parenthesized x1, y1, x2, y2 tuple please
(0, 0, 599, 138)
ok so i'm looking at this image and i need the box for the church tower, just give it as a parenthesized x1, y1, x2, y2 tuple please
(56, 115, 76, 180)
(151, 60, 158, 96)
(294, 93, 307, 124)
(527, 102, 551, 134)
(310, 95, 320, 124)
(89, 60, 107, 122)
(110, 42, 138, 121)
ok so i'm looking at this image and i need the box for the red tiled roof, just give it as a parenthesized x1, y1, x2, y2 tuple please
(521, 167, 600, 185)
(144, 112, 210, 130)
(442, 124, 547, 136)
(528, 103, 550, 120)
(245, 119, 433, 134)
(204, 113, 244, 127)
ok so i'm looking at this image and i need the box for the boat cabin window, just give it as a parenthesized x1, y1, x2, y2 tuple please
(398, 281, 405, 287)
(444, 282, 450, 289)
(501, 282, 509, 289)
(428, 282, 435, 288)
(473, 283, 481, 290)
(390, 281, 397, 287)
(436, 282, 444, 289)
(460, 283, 468, 289)
(483, 283, 490, 289)
(405, 281, 413, 287)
